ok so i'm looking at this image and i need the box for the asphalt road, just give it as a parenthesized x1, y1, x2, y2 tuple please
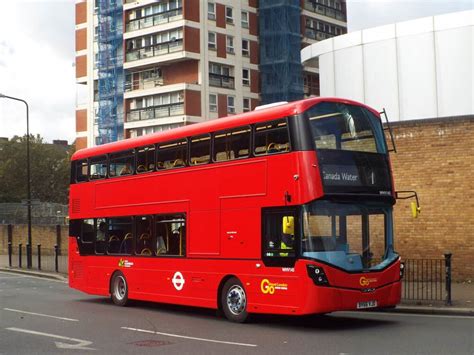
(0, 271, 472, 355)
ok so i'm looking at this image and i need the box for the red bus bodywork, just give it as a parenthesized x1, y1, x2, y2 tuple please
(69, 97, 401, 317)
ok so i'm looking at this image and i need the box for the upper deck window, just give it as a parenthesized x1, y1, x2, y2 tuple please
(214, 127, 251, 162)
(89, 155, 108, 180)
(109, 150, 135, 177)
(306, 102, 386, 154)
(157, 139, 187, 169)
(254, 119, 290, 156)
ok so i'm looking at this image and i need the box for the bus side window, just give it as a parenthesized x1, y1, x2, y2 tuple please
(106, 217, 133, 255)
(136, 215, 154, 256)
(213, 126, 251, 162)
(262, 209, 297, 266)
(190, 134, 211, 165)
(254, 119, 290, 156)
(136, 145, 155, 173)
(109, 150, 135, 177)
(75, 160, 88, 183)
(157, 139, 188, 170)
(95, 218, 107, 255)
(155, 214, 186, 257)
(89, 155, 108, 180)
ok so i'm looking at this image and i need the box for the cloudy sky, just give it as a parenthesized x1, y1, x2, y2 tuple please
(0, 0, 472, 143)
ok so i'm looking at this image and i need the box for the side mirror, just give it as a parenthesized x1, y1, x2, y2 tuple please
(411, 201, 421, 218)
(282, 216, 294, 235)
(396, 191, 421, 219)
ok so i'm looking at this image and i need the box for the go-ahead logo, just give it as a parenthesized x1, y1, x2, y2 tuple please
(359, 276, 377, 287)
(260, 279, 288, 294)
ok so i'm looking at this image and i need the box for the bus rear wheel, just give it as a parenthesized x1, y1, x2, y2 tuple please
(221, 277, 248, 323)
(111, 271, 128, 306)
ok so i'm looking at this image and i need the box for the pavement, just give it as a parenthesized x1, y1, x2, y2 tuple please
(0, 266, 472, 316)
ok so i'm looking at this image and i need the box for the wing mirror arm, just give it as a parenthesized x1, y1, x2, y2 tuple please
(396, 190, 421, 218)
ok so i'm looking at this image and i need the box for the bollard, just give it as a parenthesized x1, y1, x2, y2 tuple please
(54, 244, 59, 273)
(26, 243, 32, 269)
(444, 253, 452, 306)
(8, 242, 12, 267)
(37, 244, 41, 271)
(18, 243, 22, 268)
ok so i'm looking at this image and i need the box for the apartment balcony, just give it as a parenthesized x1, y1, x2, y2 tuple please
(126, 8, 183, 32)
(209, 73, 235, 89)
(305, 28, 334, 41)
(126, 39, 184, 62)
(127, 102, 184, 122)
(125, 77, 163, 92)
(303, 1, 346, 22)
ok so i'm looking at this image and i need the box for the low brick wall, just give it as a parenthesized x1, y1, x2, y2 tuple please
(0, 224, 68, 256)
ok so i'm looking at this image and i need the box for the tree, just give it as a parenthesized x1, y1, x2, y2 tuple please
(0, 135, 73, 204)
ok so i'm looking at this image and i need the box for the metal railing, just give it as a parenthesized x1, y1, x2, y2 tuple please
(7, 242, 66, 273)
(126, 8, 183, 32)
(127, 102, 184, 122)
(303, 1, 346, 21)
(402, 254, 452, 305)
(209, 73, 235, 89)
(125, 77, 164, 92)
(125, 39, 183, 62)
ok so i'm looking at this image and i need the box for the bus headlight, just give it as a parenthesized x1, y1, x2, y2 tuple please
(307, 265, 330, 286)
(400, 262, 405, 279)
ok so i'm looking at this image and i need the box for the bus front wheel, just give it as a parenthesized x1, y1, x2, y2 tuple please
(111, 271, 129, 306)
(221, 277, 248, 323)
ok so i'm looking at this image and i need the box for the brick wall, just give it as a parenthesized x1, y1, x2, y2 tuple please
(389, 116, 474, 281)
(0, 224, 68, 256)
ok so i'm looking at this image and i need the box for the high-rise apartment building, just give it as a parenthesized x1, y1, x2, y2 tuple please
(75, 0, 346, 149)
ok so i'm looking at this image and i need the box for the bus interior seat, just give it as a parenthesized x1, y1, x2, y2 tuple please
(156, 236, 167, 255)
(120, 233, 133, 254)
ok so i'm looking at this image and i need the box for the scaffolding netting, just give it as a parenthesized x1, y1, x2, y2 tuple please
(97, 0, 124, 145)
(259, 0, 304, 104)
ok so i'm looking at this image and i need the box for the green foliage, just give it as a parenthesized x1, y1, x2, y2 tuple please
(0, 135, 74, 204)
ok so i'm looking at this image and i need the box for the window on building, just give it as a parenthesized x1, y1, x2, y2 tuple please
(156, 139, 188, 169)
(243, 98, 251, 112)
(109, 150, 135, 177)
(208, 2, 216, 20)
(208, 31, 216, 50)
(190, 134, 211, 165)
(209, 93, 218, 112)
(254, 119, 290, 155)
(242, 68, 250, 86)
(227, 95, 235, 114)
(241, 11, 249, 28)
(136, 145, 155, 173)
(214, 127, 251, 162)
(225, 6, 233, 24)
(226, 36, 234, 54)
(242, 39, 249, 56)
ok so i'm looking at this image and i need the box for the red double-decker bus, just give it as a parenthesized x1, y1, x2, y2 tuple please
(69, 97, 403, 322)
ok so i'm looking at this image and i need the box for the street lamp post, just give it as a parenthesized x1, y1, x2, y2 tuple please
(0, 93, 32, 269)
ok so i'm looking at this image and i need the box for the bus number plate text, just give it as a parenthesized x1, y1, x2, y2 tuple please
(357, 300, 377, 309)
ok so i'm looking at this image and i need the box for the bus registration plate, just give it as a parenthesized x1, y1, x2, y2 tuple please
(357, 300, 377, 309)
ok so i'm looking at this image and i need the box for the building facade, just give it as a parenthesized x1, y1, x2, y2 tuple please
(75, 0, 347, 149)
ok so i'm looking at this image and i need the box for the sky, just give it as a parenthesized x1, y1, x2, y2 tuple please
(0, 0, 472, 144)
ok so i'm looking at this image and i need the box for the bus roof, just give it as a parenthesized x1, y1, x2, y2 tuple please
(72, 97, 378, 161)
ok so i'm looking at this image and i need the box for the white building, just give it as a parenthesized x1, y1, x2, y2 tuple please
(301, 10, 473, 121)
